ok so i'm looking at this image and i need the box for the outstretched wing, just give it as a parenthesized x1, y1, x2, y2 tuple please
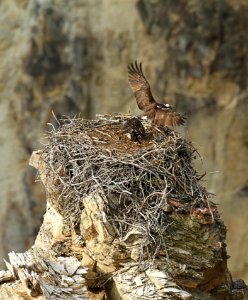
(154, 110, 186, 126)
(128, 61, 156, 112)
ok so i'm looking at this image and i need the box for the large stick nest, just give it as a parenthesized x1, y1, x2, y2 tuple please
(42, 115, 212, 257)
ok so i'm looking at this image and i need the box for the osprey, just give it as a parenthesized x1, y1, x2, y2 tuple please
(128, 61, 186, 126)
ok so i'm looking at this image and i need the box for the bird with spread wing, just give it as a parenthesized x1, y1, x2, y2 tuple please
(128, 61, 186, 126)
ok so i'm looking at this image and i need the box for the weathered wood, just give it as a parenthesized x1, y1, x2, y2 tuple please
(1, 251, 90, 300)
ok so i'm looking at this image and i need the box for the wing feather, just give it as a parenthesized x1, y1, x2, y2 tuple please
(154, 110, 186, 126)
(128, 61, 156, 111)
(128, 61, 186, 127)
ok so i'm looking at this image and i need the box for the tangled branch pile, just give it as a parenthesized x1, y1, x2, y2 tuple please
(42, 115, 211, 259)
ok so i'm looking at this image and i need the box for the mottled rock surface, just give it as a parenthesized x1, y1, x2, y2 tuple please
(0, 0, 247, 283)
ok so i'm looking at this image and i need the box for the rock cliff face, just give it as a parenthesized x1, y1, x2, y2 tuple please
(0, 0, 247, 282)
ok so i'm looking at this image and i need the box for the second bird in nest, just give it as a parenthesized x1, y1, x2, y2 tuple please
(124, 117, 145, 143)
(128, 61, 186, 126)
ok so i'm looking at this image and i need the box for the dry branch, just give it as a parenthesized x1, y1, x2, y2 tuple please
(41, 115, 212, 262)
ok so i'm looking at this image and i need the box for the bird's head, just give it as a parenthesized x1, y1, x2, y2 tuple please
(158, 103, 173, 110)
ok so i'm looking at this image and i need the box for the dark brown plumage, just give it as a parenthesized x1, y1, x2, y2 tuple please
(128, 61, 186, 126)
(124, 117, 145, 142)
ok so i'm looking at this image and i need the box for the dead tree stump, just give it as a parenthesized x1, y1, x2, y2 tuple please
(0, 115, 247, 300)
